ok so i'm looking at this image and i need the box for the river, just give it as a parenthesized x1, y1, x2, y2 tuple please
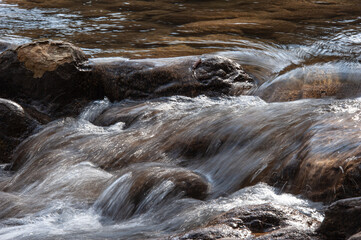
(0, 0, 360, 239)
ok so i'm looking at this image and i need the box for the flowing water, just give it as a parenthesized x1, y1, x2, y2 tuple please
(1, 0, 361, 239)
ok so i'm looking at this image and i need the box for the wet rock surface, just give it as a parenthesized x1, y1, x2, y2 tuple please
(256, 63, 361, 102)
(90, 54, 254, 101)
(318, 197, 361, 239)
(0, 98, 37, 164)
(174, 203, 321, 240)
(0, 41, 254, 118)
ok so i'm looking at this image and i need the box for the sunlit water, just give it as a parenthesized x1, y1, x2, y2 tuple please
(0, 0, 361, 239)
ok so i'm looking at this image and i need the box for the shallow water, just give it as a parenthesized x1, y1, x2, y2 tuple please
(1, 0, 361, 239)
(4, 95, 361, 238)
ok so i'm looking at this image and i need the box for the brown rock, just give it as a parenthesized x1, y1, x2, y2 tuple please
(0, 98, 37, 163)
(256, 64, 361, 102)
(318, 197, 361, 239)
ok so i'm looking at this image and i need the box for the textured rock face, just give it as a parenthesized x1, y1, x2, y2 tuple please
(16, 40, 85, 78)
(0, 98, 37, 163)
(174, 203, 321, 240)
(90, 55, 254, 101)
(318, 197, 361, 239)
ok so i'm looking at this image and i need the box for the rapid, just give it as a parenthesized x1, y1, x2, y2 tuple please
(0, 0, 360, 239)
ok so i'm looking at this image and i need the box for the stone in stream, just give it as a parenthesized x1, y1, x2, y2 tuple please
(256, 63, 361, 102)
(0, 98, 37, 164)
(0, 40, 255, 118)
(89, 54, 254, 101)
(0, 40, 102, 118)
(173, 203, 321, 240)
(318, 197, 361, 239)
(96, 165, 210, 221)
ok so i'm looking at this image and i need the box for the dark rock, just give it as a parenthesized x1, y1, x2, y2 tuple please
(0, 40, 254, 117)
(174, 224, 252, 240)
(0, 98, 37, 163)
(255, 227, 321, 240)
(318, 197, 361, 239)
(89, 55, 254, 101)
(0, 40, 102, 118)
(207, 204, 285, 233)
(174, 203, 321, 240)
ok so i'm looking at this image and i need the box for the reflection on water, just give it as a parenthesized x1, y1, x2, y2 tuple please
(1, 0, 360, 59)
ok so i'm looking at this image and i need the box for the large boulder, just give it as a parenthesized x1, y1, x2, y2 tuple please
(89, 55, 254, 101)
(0, 98, 37, 164)
(0, 40, 254, 117)
(0, 40, 101, 117)
(318, 197, 361, 239)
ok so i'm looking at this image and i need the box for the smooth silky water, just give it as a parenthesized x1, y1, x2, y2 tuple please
(0, 0, 360, 239)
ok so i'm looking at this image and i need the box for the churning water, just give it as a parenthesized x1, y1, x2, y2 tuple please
(0, 0, 361, 239)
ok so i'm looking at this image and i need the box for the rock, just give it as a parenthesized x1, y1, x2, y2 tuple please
(175, 224, 252, 240)
(0, 40, 254, 117)
(318, 197, 361, 239)
(95, 165, 210, 221)
(0, 40, 102, 117)
(89, 55, 254, 101)
(0, 98, 37, 163)
(256, 63, 361, 102)
(255, 228, 321, 240)
(174, 203, 321, 240)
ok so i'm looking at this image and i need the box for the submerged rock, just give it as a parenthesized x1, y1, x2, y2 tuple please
(90, 55, 254, 101)
(256, 63, 361, 102)
(0, 98, 37, 164)
(174, 203, 321, 240)
(95, 165, 210, 221)
(318, 197, 361, 239)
